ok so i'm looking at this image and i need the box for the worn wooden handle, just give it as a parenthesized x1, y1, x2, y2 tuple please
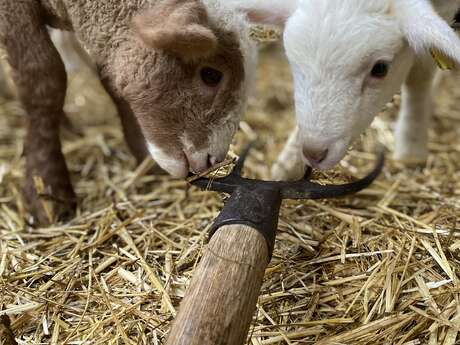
(166, 224, 269, 345)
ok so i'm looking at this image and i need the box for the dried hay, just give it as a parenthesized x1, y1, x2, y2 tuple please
(0, 44, 459, 344)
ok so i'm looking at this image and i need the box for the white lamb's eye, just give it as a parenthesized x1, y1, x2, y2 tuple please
(371, 61, 390, 78)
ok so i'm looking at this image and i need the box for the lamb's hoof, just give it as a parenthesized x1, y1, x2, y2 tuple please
(271, 161, 307, 181)
(23, 179, 77, 226)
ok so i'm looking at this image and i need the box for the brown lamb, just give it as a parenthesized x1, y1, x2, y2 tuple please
(0, 0, 256, 225)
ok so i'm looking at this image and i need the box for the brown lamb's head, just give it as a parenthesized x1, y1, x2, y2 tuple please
(112, 0, 256, 177)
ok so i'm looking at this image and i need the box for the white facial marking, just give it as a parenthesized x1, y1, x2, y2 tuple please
(147, 141, 188, 178)
(181, 117, 238, 173)
(181, 135, 209, 173)
(203, 0, 258, 104)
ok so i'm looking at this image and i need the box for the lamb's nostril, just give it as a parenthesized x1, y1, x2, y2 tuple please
(302, 148, 328, 164)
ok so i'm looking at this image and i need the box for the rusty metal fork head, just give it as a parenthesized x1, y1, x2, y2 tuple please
(192, 142, 383, 199)
(190, 143, 384, 257)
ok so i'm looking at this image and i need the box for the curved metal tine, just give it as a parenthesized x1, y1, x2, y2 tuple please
(191, 176, 237, 194)
(280, 152, 384, 200)
(231, 141, 257, 176)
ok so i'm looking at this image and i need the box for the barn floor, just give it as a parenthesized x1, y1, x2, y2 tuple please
(1, 44, 460, 345)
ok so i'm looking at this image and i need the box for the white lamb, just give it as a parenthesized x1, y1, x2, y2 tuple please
(228, 0, 460, 179)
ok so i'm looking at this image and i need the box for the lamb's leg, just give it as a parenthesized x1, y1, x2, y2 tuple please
(271, 126, 307, 181)
(0, 1, 76, 224)
(394, 58, 437, 165)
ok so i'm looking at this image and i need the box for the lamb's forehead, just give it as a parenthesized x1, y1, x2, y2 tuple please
(202, 0, 249, 40)
(286, 0, 403, 68)
(201, 0, 257, 110)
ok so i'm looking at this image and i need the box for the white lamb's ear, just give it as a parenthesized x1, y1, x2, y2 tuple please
(396, 0, 460, 68)
(226, 0, 298, 26)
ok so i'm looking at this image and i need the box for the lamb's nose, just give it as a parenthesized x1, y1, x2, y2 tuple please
(302, 147, 328, 166)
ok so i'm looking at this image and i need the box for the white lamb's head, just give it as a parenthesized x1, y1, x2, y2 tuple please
(229, 0, 460, 169)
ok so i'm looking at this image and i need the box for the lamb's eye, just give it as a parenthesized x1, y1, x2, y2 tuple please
(200, 67, 223, 87)
(371, 61, 389, 78)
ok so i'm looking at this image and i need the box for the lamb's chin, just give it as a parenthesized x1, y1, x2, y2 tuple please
(147, 142, 189, 178)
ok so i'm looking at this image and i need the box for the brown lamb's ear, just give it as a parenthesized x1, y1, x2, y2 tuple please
(132, 0, 218, 60)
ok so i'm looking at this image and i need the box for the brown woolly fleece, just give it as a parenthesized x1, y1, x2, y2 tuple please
(0, 0, 247, 224)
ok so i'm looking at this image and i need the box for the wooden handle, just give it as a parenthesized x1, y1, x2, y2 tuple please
(166, 224, 269, 345)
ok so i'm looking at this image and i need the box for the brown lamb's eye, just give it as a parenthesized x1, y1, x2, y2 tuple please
(371, 61, 389, 78)
(200, 67, 223, 87)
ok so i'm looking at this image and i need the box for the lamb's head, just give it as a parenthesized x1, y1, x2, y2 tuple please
(284, 0, 414, 169)
(111, 0, 256, 177)
(232, 0, 460, 169)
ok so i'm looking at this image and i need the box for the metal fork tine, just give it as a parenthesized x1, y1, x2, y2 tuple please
(280, 152, 384, 199)
(190, 144, 383, 203)
(231, 141, 256, 176)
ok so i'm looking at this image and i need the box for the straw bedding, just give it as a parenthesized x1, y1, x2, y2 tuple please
(0, 41, 459, 344)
